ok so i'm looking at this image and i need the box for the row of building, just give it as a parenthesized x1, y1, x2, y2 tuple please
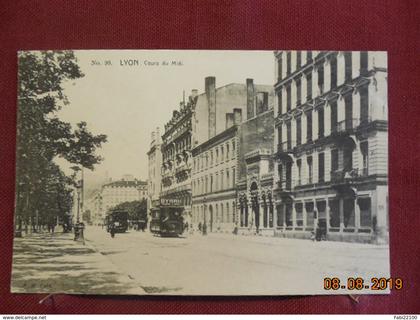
(147, 51, 388, 243)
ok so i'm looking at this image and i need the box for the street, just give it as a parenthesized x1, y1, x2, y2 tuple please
(83, 226, 390, 295)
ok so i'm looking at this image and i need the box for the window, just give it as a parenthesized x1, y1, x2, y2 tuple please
(210, 175, 213, 192)
(306, 72, 312, 100)
(286, 51, 291, 75)
(296, 117, 302, 146)
(210, 151, 213, 166)
(220, 171, 224, 190)
(232, 140, 235, 158)
(330, 55, 337, 89)
(305, 202, 315, 228)
(226, 203, 230, 223)
(318, 107, 324, 138)
(318, 153, 325, 183)
(345, 94, 353, 129)
(317, 64, 324, 94)
(226, 143, 230, 159)
(343, 147, 353, 172)
(296, 78, 302, 105)
(220, 204, 224, 223)
(286, 162, 292, 190)
(276, 204, 284, 227)
(205, 176, 208, 193)
(286, 85, 291, 111)
(278, 126, 283, 146)
(307, 156, 313, 183)
(221, 146, 224, 161)
(307, 51, 312, 62)
(215, 148, 219, 164)
(344, 198, 355, 228)
(286, 122, 292, 150)
(226, 169, 230, 188)
(215, 174, 218, 192)
(328, 199, 340, 228)
(360, 85, 369, 124)
(306, 110, 312, 142)
(205, 152, 208, 168)
(277, 56, 283, 80)
(331, 149, 339, 173)
(358, 197, 372, 228)
(277, 91, 282, 115)
(297, 159, 302, 185)
(285, 203, 293, 227)
(296, 51, 301, 69)
(295, 203, 303, 226)
(360, 51, 368, 75)
(232, 167, 235, 186)
(361, 141, 368, 176)
(345, 52, 352, 82)
(232, 201, 236, 223)
(330, 100, 338, 133)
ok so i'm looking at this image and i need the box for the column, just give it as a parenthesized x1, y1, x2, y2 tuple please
(301, 112, 307, 144)
(326, 198, 331, 229)
(281, 87, 287, 113)
(292, 204, 297, 230)
(355, 197, 360, 232)
(353, 89, 360, 125)
(291, 116, 297, 148)
(312, 109, 318, 140)
(291, 79, 296, 110)
(337, 51, 346, 86)
(301, 74, 307, 105)
(325, 102, 331, 136)
(352, 51, 361, 79)
(282, 52, 287, 79)
(339, 198, 344, 232)
(337, 96, 345, 123)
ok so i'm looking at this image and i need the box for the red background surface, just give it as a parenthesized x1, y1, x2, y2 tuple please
(0, 0, 419, 314)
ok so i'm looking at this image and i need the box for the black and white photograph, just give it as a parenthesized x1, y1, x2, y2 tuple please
(12, 50, 389, 295)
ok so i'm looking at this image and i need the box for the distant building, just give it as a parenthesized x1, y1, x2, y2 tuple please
(191, 77, 274, 233)
(273, 51, 388, 243)
(101, 176, 148, 213)
(147, 128, 163, 215)
(86, 190, 103, 225)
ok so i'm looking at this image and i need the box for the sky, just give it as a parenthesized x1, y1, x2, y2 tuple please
(56, 50, 275, 190)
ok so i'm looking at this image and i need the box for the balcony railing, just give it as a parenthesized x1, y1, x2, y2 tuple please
(330, 169, 360, 184)
(276, 180, 293, 192)
(277, 141, 295, 153)
(335, 118, 360, 133)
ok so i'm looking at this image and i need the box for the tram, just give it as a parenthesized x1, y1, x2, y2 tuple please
(149, 199, 184, 237)
(105, 209, 129, 233)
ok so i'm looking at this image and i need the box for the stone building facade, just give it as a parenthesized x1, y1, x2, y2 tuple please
(191, 77, 274, 233)
(147, 127, 162, 215)
(160, 92, 198, 222)
(101, 177, 148, 213)
(273, 51, 388, 243)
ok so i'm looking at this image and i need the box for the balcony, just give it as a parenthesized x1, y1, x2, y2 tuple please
(277, 141, 295, 153)
(334, 118, 360, 134)
(330, 169, 360, 186)
(276, 180, 294, 198)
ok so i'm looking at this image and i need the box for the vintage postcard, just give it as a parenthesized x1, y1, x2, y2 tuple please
(11, 50, 391, 295)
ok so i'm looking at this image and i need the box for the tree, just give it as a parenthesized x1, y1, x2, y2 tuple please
(112, 200, 148, 222)
(15, 51, 107, 233)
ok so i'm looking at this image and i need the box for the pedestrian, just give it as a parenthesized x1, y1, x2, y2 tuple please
(110, 223, 116, 238)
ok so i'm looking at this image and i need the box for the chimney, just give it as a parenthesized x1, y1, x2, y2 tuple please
(205, 76, 216, 139)
(256, 92, 269, 114)
(225, 113, 234, 129)
(233, 108, 242, 125)
(246, 78, 255, 120)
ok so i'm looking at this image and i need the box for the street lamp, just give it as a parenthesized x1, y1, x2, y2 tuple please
(71, 166, 85, 243)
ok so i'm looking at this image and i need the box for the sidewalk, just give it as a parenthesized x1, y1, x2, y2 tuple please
(11, 231, 144, 295)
